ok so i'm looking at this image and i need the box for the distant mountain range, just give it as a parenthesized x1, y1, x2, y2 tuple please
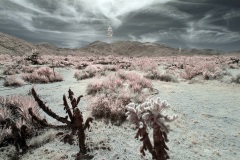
(0, 32, 238, 56)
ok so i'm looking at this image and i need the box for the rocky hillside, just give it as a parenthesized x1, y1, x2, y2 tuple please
(0, 32, 77, 56)
(1, 32, 235, 56)
(0, 32, 36, 55)
(78, 41, 181, 56)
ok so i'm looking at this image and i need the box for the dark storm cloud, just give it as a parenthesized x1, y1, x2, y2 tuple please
(0, 0, 239, 51)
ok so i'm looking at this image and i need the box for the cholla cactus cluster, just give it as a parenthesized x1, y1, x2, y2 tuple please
(126, 97, 178, 160)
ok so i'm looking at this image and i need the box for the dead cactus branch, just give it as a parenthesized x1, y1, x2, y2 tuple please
(31, 88, 71, 126)
(31, 87, 93, 154)
(5, 118, 28, 153)
(28, 108, 49, 127)
(63, 95, 73, 122)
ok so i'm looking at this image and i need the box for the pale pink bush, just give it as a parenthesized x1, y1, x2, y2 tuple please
(3, 65, 21, 75)
(231, 74, 240, 84)
(145, 69, 178, 82)
(0, 95, 41, 127)
(87, 72, 154, 124)
(104, 65, 119, 71)
(22, 66, 63, 83)
(4, 75, 25, 87)
(229, 63, 239, 69)
(131, 57, 158, 72)
(180, 61, 224, 80)
(74, 65, 106, 80)
(22, 66, 35, 73)
(145, 69, 162, 79)
(90, 93, 129, 124)
(86, 81, 104, 95)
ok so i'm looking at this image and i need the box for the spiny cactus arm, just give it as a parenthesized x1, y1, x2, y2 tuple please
(156, 119, 170, 133)
(76, 95, 83, 108)
(63, 95, 73, 122)
(71, 98, 77, 109)
(31, 88, 71, 125)
(71, 95, 83, 110)
(83, 117, 94, 131)
(164, 114, 178, 122)
(126, 106, 139, 127)
(135, 128, 141, 139)
(28, 108, 49, 127)
(139, 124, 157, 159)
(153, 123, 170, 160)
(68, 89, 74, 101)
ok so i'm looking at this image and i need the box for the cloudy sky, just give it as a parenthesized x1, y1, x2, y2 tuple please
(0, 0, 240, 51)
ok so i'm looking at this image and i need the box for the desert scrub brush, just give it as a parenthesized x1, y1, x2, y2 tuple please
(22, 66, 63, 83)
(126, 97, 178, 160)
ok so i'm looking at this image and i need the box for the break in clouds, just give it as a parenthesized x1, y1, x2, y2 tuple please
(0, 0, 240, 51)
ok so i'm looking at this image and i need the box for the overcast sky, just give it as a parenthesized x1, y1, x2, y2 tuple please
(0, 0, 240, 51)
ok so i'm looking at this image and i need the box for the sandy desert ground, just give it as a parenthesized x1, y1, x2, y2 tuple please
(0, 54, 240, 160)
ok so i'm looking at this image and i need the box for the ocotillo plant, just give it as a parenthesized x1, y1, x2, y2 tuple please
(126, 97, 178, 160)
(31, 88, 93, 154)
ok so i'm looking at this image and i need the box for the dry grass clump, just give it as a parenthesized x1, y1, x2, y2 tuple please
(145, 69, 178, 82)
(0, 95, 42, 150)
(28, 129, 58, 147)
(131, 57, 158, 72)
(4, 75, 25, 87)
(74, 64, 118, 80)
(74, 65, 106, 80)
(231, 74, 240, 84)
(3, 65, 22, 75)
(22, 66, 63, 83)
(0, 95, 40, 126)
(22, 66, 35, 73)
(87, 71, 154, 124)
(180, 61, 224, 80)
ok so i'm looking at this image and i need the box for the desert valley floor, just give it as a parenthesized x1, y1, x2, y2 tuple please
(0, 54, 240, 160)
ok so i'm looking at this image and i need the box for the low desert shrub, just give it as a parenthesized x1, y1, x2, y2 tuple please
(145, 69, 178, 82)
(0, 95, 42, 148)
(0, 95, 40, 125)
(22, 66, 35, 73)
(74, 65, 106, 80)
(3, 65, 21, 75)
(22, 66, 63, 83)
(4, 75, 25, 87)
(231, 74, 240, 84)
(229, 63, 239, 69)
(145, 69, 162, 80)
(131, 58, 158, 72)
(180, 62, 224, 80)
(159, 73, 178, 82)
(104, 65, 119, 71)
(87, 72, 154, 124)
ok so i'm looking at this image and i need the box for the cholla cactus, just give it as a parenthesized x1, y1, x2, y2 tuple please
(142, 97, 178, 133)
(126, 97, 178, 160)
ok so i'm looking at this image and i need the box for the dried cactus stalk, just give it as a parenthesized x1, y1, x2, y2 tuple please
(63, 95, 73, 122)
(31, 88, 71, 126)
(5, 118, 28, 153)
(28, 108, 49, 127)
(135, 123, 157, 159)
(153, 123, 169, 160)
(73, 108, 86, 154)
